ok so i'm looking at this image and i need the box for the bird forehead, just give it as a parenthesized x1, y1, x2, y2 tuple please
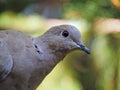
(47, 25, 81, 40)
(57, 25, 82, 42)
(66, 25, 81, 41)
(60, 25, 81, 35)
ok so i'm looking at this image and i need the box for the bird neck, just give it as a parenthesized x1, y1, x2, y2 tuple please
(33, 36, 67, 76)
(34, 36, 66, 62)
(29, 37, 66, 89)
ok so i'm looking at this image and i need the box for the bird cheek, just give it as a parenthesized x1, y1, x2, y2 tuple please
(66, 43, 79, 51)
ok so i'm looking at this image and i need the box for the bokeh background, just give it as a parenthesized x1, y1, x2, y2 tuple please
(0, 0, 120, 90)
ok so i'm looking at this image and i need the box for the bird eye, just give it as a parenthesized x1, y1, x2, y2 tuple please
(62, 30, 69, 37)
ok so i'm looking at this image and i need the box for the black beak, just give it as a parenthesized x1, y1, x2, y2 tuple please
(76, 42, 90, 54)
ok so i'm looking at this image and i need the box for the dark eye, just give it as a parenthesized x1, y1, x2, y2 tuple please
(62, 30, 69, 37)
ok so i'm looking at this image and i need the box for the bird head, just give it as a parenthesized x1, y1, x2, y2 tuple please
(43, 25, 90, 54)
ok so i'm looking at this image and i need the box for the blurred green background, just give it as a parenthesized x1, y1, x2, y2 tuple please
(0, 0, 120, 90)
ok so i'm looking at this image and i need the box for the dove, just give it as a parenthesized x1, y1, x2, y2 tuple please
(0, 25, 90, 90)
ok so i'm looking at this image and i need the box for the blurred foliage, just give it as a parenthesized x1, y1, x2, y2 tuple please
(63, 0, 120, 20)
(0, 0, 120, 90)
(0, 12, 46, 36)
(1, 0, 120, 20)
(0, 0, 33, 12)
(91, 33, 120, 90)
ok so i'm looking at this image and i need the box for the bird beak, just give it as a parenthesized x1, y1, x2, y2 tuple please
(76, 42, 90, 54)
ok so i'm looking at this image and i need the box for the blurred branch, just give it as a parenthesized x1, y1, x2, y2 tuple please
(94, 18, 120, 34)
